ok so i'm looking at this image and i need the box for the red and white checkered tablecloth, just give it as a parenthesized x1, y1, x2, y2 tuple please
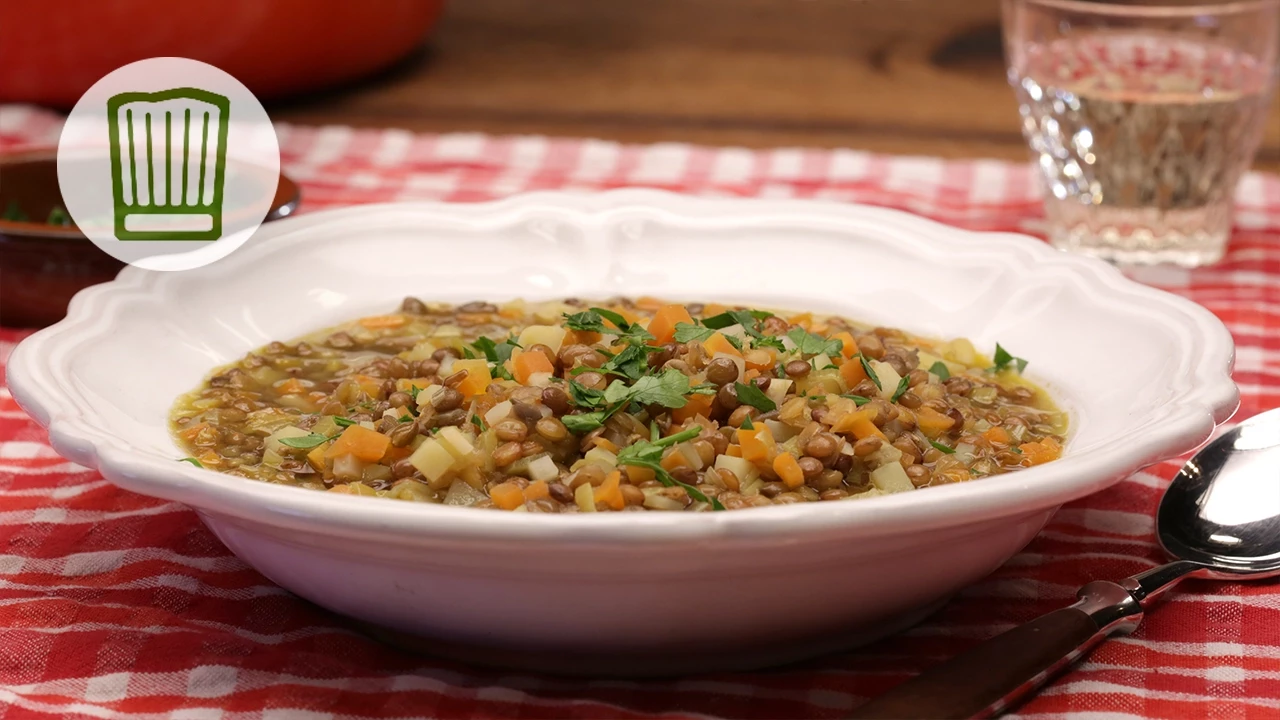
(2, 103, 1280, 720)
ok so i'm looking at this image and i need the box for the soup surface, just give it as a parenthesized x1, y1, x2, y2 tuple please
(171, 298, 1067, 512)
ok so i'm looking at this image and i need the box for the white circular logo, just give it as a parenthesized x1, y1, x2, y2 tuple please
(57, 57, 281, 271)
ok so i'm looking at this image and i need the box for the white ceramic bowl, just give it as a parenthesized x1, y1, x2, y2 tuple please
(9, 191, 1237, 676)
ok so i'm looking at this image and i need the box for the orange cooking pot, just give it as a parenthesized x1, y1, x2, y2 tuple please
(0, 0, 445, 106)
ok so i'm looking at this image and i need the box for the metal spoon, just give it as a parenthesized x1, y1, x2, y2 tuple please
(849, 408, 1280, 720)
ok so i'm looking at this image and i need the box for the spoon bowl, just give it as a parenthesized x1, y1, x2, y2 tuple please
(1159, 408, 1280, 577)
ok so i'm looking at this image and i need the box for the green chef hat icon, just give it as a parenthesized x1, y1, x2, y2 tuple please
(107, 88, 230, 241)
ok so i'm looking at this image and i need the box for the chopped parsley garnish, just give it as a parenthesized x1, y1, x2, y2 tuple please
(860, 355, 881, 389)
(689, 382, 718, 395)
(991, 343, 1029, 374)
(461, 346, 476, 359)
(752, 335, 787, 352)
(673, 322, 714, 344)
(929, 440, 956, 455)
(595, 341, 660, 381)
(928, 361, 951, 380)
(562, 412, 606, 433)
(473, 334, 521, 381)
(397, 415, 415, 423)
(734, 381, 776, 413)
(841, 394, 871, 406)
(1011, 446, 1023, 454)
(740, 415, 755, 430)
(608, 370, 690, 409)
(563, 308, 654, 344)
(567, 380, 606, 409)
(890, 376, 911, 402)
(470, 415, 489, 432)
(786, 327, 843, 357)
(723, 334, 745, 351)
(178, 457, 205, 468)
(333, 416, 356, 427)
(615, 425, 725, 511)
(702, 309, 781, 350)
(277, 433, 331, 450)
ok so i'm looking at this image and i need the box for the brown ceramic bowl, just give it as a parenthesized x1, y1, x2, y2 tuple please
(0, 149, 300, 327)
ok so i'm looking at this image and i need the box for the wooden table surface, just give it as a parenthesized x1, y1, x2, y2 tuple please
(270, 0, 1280, 173)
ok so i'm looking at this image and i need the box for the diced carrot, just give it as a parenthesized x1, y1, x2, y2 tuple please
(983, 426, 1011, 446)
(498, 304, 524, 319)
(810, 321, 829, 334)
(832, 409, 886, 441)
(306, 442, 330, 472)
(450, 359, 492, 398)
(661, 448, 693, 472)
(179, 422, 210, 443)
(840, 359, 868, 389)
(725, 444, 743, 458)
(624, 465, 656, 484)
(773, 453, 805, 489)
(566, 329, 602, 345)
(326, 425, 391, 462)
(646, 304, 694, 346)
(671, 393, 714, 424)
(383, 445, 413, 463)
(788, 312, 813, 330)
(359, 314, 408, 329)
(352, 374, 385, 399)
(594, 471, 625, 510)
(490, 481, 525, 510)
(593, 436, 620, 453)
(916, 407, 957, 438)
(736, 424, 776, 465)
(396, 378, 436, 394)
(1019, 437, 1062, 466)
(830, 331, 858, 358)
(524, 479, 550, 502)
(276, 378, 308, 395)
(512, 350, 555, 384)
(634, 296, 665, 311)
(703, 332, 742, 359)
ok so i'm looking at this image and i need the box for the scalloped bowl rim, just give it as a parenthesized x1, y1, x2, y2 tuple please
(7, 190, 1238, 547)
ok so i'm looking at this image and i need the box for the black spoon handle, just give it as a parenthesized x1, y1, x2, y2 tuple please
(847, 580, 1145, 720)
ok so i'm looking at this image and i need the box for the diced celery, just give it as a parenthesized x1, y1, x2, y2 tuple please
(575, 482, 596, 512)
(443, 479, 488, 506)
(528, 455, 560, 483)
(870, 360, 902, 401)
(765, 378, 792, 405)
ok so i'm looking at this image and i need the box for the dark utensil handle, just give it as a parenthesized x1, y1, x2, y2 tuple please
(848, 581, 1144, 720)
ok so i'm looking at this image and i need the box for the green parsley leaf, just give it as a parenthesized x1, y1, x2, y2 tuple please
(47, 207, 71, 226)
(597, 342, 658, 381)
(277, 433, 330, 449)
(841, 394, 871, 406)
(992, 343, 1029, 374)
(470, 415, 489, 432)
(397, 415, 415, 423)
(860, 355, 882, 389)
(333, 417, 356, 427)
(752, 335, 786, 352)
(929, 361, 951, 380)
(723, 334, 744, 351)
(734, 381, 776, 413)
(562, 412, 605, 433)
(740, 415, 755, 430)
(787, 327, 842, 357)
(702, 310, 756, 330)
(567, 380, 606, 409)
(890, 375, 911, 402)
(473, 336, 520, 365)
(929, 440, 956, 455)
(461, 346, 476, 359)
(624, 370, 690, 409)
(591, 307, 631, 331)
(1011, 446, 1023, 454)
(491, 363, 515, 381)
(178, 457, 204, 468)
(650, 421, 661, 442)
(563, 309, 608, 334)
(2, 200, 28, 222)
(689, 382, 718, 396)
(615, 426, 725, 511)
(673, 322, 714, 344)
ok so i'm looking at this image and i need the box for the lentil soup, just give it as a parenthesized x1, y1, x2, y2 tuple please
(170, 298, 1068, 512)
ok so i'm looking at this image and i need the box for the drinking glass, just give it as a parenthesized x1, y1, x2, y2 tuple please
(1002, 0, 1279, 266)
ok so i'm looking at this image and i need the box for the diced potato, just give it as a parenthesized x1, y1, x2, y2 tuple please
(583, 447, 618, 469)
(870, 360, 902, 401)
(714, 454, 760, 483)
(437, 426, 476, 460)
(811, 353, 833, 370)
(408, 438, 456, 484)
(265, 426, 311, 454)
(941, 338, 980, 367)
(765, 378, 792, 405)
(527, 371, 554, 388)
(528, 455, 560, 483)
(414, 384, 443, 410)
(764, 420, 797, 442)
(719, 323, 748, 340)
(575, 482, 596, 512)
(870, 462, 915, 493)
(845, 488, 885, 501)
(389, 479, 434, 502)
(403, 340, 439, 363)
(517, 325, 568, 355)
